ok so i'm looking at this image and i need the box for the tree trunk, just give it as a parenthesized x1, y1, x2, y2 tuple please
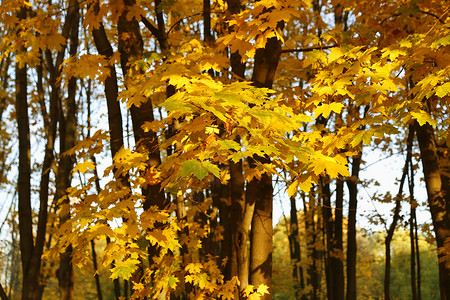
(333, 177, 345, 300)
(90, 240, 103, 300)
(90, 2, 131, 298)
(408, 130, 420, 300)
(119, 0, 167, 212)
(15, 7, 37, 299)
(410, 204, 418, 300)
(303, 191, 320, 300)
(384, 126, 413, 300)
(248, 23, 283, 297)
(289, 196, 304, 300)
(56, 2, 79, 298)
(248, 170, 273, 299)
(346, 155, 361, 300)
(320, 176, 334, 300)
(415, 121, 450, 300)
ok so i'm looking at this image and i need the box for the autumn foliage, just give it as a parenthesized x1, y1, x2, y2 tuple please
(0, 0, 449, 299)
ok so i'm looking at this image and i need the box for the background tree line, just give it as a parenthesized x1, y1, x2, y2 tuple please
(0, 0, 448, 299)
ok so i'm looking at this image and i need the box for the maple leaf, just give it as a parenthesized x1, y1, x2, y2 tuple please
(146, 229, 168, 246)
(287, 180, 298, 197)
(145, 167, 162, 185)
(435, 82, 450, 98)
(314, 103, 344, 119)
(256, 284, 270, 295)
(180, 159, 220, 180)
(242, 285, 255, 297)
(186, 263, 203, 274)
(110, 258, 140, 280)
(310, 153, 350, 178)
(410, 111, 437, 127)
(72, 161, 95, 174)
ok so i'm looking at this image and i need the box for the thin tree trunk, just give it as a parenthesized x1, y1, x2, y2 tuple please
(346, 155, 360, 300)
(57, 2, 79, 298)
(90, 2, 129, 297)
(90, 240, 103, 300)
(304, 191, 320, 300)
(320, 176, 334, 300)
(384, 126, 414, 300)
(408, 131, 420, 300)
(15, 7, 37, 299)
(333, 177, 345, 300)
(410, 203, 418, 300)
(414, 210, 422, 300)
(85, 92, 104, 300)
(415, 121, 450, 300)
(289, 195, 304, 300)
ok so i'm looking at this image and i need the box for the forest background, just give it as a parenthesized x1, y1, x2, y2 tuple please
(0, 0, 449, 299)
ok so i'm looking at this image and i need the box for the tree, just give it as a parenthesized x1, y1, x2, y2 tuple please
(0, 0, 449, 299)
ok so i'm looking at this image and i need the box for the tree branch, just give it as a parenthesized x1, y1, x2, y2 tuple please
(281, 44, 339, 54)
(140, 15, 160, 38)
(418, 10, 445, 24)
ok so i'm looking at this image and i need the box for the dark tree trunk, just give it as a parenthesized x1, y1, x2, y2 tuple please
(384, 126, 413, 300)
(410, 204, 418, 300)
(289, 196, 304, 300)
(346, 155, 361, 300)
(119, 0, 167, 212)
(333, 177, 345, 300)
(303, 192, 320, 300)
(15, 8, 37, 300)
(408, 132, 420, 300)
(57, 2, 79, 299)
(90, 240, 103, 300)
(90, 2, 130, 298)
(320, 177, 334, 300)
(414, 211, 422, 300)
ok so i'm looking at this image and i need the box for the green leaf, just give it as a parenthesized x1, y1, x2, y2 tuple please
(180, 159, 220, 180)
(110, 258, 140, 280)
(217, 140, 242, 151)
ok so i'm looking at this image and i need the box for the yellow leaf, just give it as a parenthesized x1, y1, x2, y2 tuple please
(314, 103, 344, 119)
(287, 180, 298, 197)
(256, 284, 270, 295)
(243, 285, 255, 297)
(328, 47, 343, 63)
(73, 161, 95, 174)
(185, 263, 203, 274)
